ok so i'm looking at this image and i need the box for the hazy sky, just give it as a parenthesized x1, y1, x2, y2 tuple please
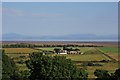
(2, 2, 118, 36)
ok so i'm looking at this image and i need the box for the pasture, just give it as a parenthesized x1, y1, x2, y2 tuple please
(3, 48, 39, 54)
(51, 53, 111, 61)
(3, 46, 119, 78)
(97, 47, 118, 53)
(97, 47, 119, 61)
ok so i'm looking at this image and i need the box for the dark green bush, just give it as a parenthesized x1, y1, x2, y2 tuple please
(2, 50, 19, 80)
(81, 62, 102, 66)
(26, 52, 88, 80)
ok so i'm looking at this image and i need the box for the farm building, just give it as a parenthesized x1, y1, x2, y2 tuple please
(59, 50, 67, 54)
(59, 50, 81, 54)
(54, 47, 81, 54)
(67, 51, 81, 54)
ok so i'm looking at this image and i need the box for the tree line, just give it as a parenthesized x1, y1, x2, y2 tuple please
(2, 43, 103, 48)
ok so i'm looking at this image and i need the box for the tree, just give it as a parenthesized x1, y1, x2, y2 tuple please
(63, 46, 68, 50)
(74, 48, 80, 51)
(2, 50, 19, 80)
(110, 68, 120, 80)
(94, 69, 110, 80)
(114, 68, 120, 78)
(94, 69, 120, 80)
(26, 52, 88, 80)
(54, 48, 61, 54)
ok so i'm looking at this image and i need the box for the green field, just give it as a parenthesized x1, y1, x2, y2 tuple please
(3, 48, 39, 54)
(4, 47, 119, 78)
(37, 47, 100, 53)
(97, 47, 118, 53)
(97, 47, 119, 61)
(51, 54, 111, 61)
(37, 47, 57, 51)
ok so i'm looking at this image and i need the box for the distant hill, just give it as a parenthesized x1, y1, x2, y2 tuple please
(2, 33, 118, 41)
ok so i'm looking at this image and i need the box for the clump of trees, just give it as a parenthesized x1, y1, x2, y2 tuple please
(81, 62, 102, 66)
(94, 69, 110, 79)
(2, 43, 103, 48)
(2, 50, 19, 80)
(26, 52, 88, 80)
(16, 60, 25, 64)
(63, 47, 80, 51)
(94, 68, 120, 80)
(100, 60, 110, 63)
(54, 48, 61, 54)
(2, 43, 35, 48)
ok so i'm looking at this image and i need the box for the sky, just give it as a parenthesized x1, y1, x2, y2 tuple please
(2, 2, 118, 37)
(1, 0, 119, 2)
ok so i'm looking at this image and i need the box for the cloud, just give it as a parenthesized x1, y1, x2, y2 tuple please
(2, 7, 64, 18)
(2, 7, 25, 17)
(31, 13, 64, 18)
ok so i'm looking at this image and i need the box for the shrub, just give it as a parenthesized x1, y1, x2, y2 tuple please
(2, 50, 19, 80)
(81, 62, 102, 66)
(19, 56, 26, 58)
(94, 68, 120, 80)
(26, 52, 88, 80)
(100, 60, 110, 63)
(16, 60, 25, 64)
(94, 69, 110, 79)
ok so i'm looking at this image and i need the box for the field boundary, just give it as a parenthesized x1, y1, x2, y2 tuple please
(96, 48, 117, 62)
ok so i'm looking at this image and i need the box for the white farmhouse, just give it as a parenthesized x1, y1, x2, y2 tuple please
(59, 50, 67, 54)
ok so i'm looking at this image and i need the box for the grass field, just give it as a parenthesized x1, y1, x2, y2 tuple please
(3, 46, 119, 78)
(97, 47, 119, 61)
(37, 47, 58, 51)
(37, 47, 101, 54)
(6, 54, 29, 58)
(3, 48, 39, 54)
(51, 54, 111, 61)
(86, 62, 118, 78)
(47, 54, 118, 78)
(97, 47, 118, 53)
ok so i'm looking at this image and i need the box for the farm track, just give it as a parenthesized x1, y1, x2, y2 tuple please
(102, 53, 117, 61)
(96, 48, 117, 62)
